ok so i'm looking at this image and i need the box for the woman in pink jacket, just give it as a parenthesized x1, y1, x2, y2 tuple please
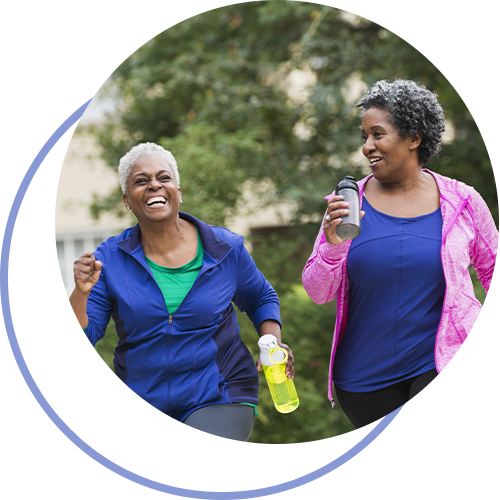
(302, 79, 498, 429)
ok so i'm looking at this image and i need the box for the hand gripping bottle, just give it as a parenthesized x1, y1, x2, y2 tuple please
(258, 334, 299, 414)
(335, 175, 361, 240)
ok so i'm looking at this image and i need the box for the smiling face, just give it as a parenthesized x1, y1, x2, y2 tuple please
(361, 107, 421, 183)
(123, 154, 181, 225)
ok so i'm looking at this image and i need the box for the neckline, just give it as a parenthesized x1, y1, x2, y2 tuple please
(363, 196, 441, 220)
(145, 230, 203, 271)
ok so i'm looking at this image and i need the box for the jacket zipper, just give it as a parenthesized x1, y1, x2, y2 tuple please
(115, 217, 240, 420)
(118, 251, 181, 416)
(121, 244, 231, 418)
(165, 313, 178, 419)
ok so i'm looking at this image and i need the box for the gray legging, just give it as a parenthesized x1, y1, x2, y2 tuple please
(183, 403, 255, 441)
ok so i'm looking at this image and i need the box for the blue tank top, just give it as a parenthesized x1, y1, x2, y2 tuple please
(332, 197, 445, 392)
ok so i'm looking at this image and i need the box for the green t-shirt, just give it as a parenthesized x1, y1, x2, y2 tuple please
(145, 231, 203, 315)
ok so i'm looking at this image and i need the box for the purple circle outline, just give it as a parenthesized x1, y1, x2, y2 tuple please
(0, 101, 402, 499)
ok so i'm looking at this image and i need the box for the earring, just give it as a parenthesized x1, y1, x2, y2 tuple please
(126, 205, 131, 211)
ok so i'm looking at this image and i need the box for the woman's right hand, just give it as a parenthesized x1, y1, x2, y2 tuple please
(323, 195, 351, 245)
(323, 195, 365, 245)
(73, 252, 103, 295)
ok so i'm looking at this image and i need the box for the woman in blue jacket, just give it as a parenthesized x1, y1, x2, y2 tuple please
(70, 142, 294, 441)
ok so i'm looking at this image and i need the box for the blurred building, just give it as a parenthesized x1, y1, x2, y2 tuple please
(56, 97, 128, 295)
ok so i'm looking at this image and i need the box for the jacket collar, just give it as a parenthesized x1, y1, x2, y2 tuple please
(117, 212, 232, 262)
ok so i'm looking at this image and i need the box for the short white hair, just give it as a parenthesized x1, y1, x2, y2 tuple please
(118, 143, 180, 194)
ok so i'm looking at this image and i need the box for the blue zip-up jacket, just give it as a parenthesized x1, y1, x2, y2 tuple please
(85, 212, 281, 421)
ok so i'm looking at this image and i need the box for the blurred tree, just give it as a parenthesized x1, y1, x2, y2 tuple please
(88, 1, 497, 443)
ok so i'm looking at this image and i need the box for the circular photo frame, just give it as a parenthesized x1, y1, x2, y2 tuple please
(1, 2, 498, 499)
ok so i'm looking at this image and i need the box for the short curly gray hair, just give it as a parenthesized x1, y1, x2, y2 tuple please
(357, 79, 445, 165)
(118, 142, 180, 194)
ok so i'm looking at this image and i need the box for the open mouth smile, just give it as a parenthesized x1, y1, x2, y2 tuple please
(369, 157, 383, 168)
(145, 196, 167, 207)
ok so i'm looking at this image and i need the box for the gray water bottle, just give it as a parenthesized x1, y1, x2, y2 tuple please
(335, 176, 361, 240)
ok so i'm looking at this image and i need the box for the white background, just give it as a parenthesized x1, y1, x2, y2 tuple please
(1, 1, 499, 498)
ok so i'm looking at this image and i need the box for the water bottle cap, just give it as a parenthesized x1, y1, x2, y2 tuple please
(335, 175, 359, 195)
(258, 334, 287, 366)
(258, 334, 278, 350)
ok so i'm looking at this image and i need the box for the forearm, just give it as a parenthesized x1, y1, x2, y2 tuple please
(69, 288, 90, 328)
(302, 238, 349, 304)
(259, 319, 282, 341)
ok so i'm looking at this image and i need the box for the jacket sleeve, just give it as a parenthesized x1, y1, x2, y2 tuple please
(468, 188, 498, 294)
(83, 246, 114, 346)
(232, 236, 281, 333)
(302, 210, 350, 305)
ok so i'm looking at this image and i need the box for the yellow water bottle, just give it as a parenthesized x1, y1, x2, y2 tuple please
(258, 334, 299, 414)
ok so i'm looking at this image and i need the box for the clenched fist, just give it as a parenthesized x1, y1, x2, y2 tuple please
(73, 252, 103, 295)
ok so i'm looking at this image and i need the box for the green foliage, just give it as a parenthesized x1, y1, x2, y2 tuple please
(160, 123, 264, 226)
(247, 223, 321, 296)
(469, 265, 486, 305)
(93, 320, 119, 372)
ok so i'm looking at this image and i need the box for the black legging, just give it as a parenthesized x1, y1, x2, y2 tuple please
(183, 403, 255, 441)
(335, 369, 438, 429)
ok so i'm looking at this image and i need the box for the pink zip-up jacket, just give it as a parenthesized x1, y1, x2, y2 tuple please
(302, 170, 498, 405)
